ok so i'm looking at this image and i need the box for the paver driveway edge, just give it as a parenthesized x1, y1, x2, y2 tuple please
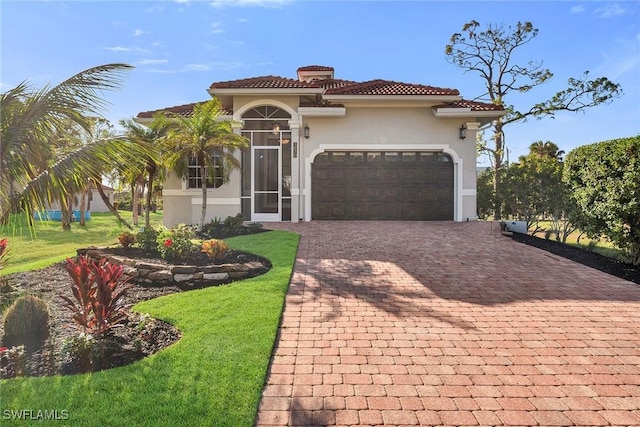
(255, 221, 640, 426)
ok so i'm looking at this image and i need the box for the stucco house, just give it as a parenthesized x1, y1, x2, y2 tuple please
(137, 65, 504, 226)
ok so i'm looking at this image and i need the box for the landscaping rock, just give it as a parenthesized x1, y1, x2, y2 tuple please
(148, 270, 173, 281)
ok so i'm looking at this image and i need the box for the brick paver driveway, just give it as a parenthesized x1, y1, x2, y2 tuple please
(256, 221, 640, 426)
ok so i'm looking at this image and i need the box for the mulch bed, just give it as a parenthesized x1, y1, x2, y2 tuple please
(511, 232, 640, 285)
(1, 249, 271, 378)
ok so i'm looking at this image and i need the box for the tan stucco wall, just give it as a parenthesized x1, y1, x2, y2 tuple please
(162, 163, 242, 227)
(161, 99, 481, 225)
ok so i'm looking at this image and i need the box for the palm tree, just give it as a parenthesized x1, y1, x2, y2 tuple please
(162, 99, 249, 229)
(0, 63, 145, 227)
(528, 140, 565, 160)
(119, 114, 169, 228)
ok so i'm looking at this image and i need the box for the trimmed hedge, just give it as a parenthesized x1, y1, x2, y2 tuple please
(564, 136, 640, 265)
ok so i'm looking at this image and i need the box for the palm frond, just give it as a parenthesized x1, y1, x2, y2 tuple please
(13, 136, 148, 215)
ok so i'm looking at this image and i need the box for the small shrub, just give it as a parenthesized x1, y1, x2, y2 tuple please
(60, 333, 94, 374)
(156, 224, 197, 262)
(586, 240, 597, 252)
(199, 214, 263, 239)
(135, 227, 159, 252)
(246, 221, 264, 234)
(0, 345, 26, 378)
(117, 231, 136, 248)
(201, 239, 229, 260)
(2, 295, 50, 350)
(61, 256, 131, 336)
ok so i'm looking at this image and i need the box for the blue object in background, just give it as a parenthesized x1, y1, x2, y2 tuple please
(34, 210, 91, 221)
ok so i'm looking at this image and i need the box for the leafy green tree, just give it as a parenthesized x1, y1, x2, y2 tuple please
(0, 64, 142, 227)
(162, 99, 249, 229)
(446, 20, 623, 219)
(119, 114, 169, 228)
(476, 168, 494, 219)
(564, 136, 640, 265)
(528, 140, 565, 160)
(504, 144, 571, 236)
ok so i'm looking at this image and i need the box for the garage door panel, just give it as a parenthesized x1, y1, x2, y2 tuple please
(312, 151, 454, 220)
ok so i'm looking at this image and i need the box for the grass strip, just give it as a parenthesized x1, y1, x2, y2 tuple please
(0, 230, 299, 426)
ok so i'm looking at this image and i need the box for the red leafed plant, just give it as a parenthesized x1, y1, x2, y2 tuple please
(61, 256, 132, 335)
(0, 238, 8, 271)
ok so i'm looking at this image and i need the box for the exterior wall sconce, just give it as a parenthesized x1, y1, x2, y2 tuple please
(459, 124, 467, 140)
(304, 124, 310, 139)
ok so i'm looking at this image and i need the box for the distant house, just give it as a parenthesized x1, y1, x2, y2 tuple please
(137, 65, 505, 226)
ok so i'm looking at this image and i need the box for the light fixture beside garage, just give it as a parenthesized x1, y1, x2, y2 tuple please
(459, 124, 467, 140)
(304, 124, 310, 139)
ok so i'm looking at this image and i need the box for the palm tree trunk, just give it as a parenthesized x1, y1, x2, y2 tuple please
(60, 196, 72, 231)
(492, 121, 505, 220)
(131, 182, 139, 226)
(93, 178, 133, 230)
(79, 188, 87, 226)
(200, 164, 207, 230)
(145, 169, 155, 229)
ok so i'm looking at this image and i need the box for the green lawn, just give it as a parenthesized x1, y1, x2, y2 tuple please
(0, 211, 164, 275)
(1, 217, 299, 426)
(532, 220, 630, 263)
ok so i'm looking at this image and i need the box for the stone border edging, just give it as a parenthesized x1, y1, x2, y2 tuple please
(77, 247, 267, 288)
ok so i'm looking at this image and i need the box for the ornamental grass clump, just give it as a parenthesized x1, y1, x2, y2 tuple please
(201, 239, 229, 261)
(2, 295, 50, 350)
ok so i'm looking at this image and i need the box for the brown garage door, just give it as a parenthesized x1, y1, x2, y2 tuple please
(312, 151, 454, 220)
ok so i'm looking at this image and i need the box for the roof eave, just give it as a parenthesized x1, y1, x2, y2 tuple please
(432, 108, 506, 118)
(322, 95, 462, 102)
(209, 88, 323, 96)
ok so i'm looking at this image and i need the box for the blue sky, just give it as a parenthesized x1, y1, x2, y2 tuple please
(2, 0, 639, 165)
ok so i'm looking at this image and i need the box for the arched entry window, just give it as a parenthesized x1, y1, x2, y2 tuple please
(240, 106, 292, 221)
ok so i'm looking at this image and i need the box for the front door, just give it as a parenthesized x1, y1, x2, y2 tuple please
(252, 145, 281, 221)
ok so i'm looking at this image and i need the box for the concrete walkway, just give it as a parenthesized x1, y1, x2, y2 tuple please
(256, 222, 640, 426)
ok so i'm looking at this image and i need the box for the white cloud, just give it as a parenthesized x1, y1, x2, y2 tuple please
(143, 61, 244, 74)
(211, 22, 225, 34)
(210, 0, 291, 8)
(238, 18, 249, 23)
(185, 63, 212, 71)
(594, 2, 626, 18)
(595, 33, 640, 79)
(104, 46, 130, 52)
(137, 59, 169, 65)
(133, 29, 147, 37)
(570, 5, 585, 14)
(104, 46, 151, 54)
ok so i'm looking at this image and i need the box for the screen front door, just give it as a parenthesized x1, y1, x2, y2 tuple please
(252, 146, 281, 221)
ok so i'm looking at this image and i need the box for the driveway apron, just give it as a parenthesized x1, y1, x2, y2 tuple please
(256, 221, 640, 426)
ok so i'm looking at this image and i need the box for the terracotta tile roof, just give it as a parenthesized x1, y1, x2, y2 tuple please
(136, 101, 232, 119)
(209, 75, 312, 90)
(433, 99, 505, 112)
(324, 79, 460, 96)
(309, 78, 357, 90)
(297, 65, 334, 72)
